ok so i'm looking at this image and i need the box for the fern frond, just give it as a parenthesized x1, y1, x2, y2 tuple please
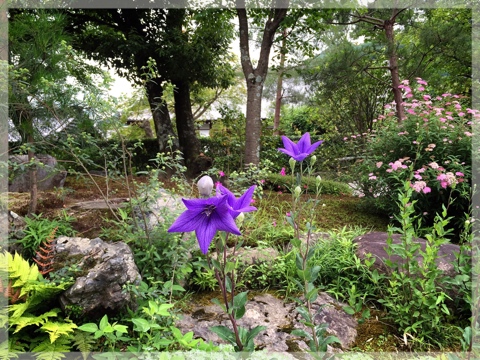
(41, 320, 77, 343)
(72, 330, 96, 360)
(10, 309, 61, 332)
(34, 227, 57, 276)
(8, 252, 40, 288)
(31, 335, 71, 360)
(0, 338, 25, 359)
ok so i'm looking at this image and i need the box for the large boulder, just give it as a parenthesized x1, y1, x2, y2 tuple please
(9, 154, 67, 192)
(354, 231, 465, 277)
(55, 236, 141, 318)
(176, 292, 356, 353)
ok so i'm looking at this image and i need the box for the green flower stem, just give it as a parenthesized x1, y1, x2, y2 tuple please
(207, 233, 244, 351)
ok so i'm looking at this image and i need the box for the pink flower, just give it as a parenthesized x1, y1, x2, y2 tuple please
(215, 181, 222, 187)
(414, 174, 423, 180)
(456, 172, 464, 177)
(260, 179, 265, 184)
(280, 167, 286, 176)
(416, 78, 428, 85)
(465, 132, 473, 137)
(376, 162, 383, 168)
(286, 212, 291, 217)
(272, 221, 277, 227)
(429, 162, 439, 169)
(418, 86, 425, 92)
(423, 94, 431, 100)
(423, 187, 431, 194)
(219, 171, 225, 177)
(405, 93, 414, 98)
(343, 137, 348, 141)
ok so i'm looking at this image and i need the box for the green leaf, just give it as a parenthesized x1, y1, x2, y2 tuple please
(343, 306, 355, 315)
(233, 291, 248, 309)
(131, 318, 151, 332)
(77, 323, 98, 333)
(210, 326, 236, 346)
(246, 325, 266, 344)
(98, 315, 109, 331)
(234, 306, 245, 320)
(291, 329, 313, 341)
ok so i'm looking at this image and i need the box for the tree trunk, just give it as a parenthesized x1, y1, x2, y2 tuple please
(385, 11, 405, 122)
(273, 30, 287, 136)
(145, 78, 178, 153)
(237, 2, 288, 166)
(172, 79, 201, 174)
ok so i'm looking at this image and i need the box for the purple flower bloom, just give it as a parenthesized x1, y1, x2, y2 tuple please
(168, 195, 241, 254)
(278, 133, 323, 162)
(216, 184, 257, 219)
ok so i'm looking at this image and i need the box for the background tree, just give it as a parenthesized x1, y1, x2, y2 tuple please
(236, 1, 288, 166)
(62, 8, 235, 175)
(8, 10, 108, 214)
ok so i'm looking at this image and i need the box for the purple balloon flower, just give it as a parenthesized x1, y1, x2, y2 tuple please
(278, 133, 323, 162)
(216, 184, 257, 219)
(168, 195, 241, 254)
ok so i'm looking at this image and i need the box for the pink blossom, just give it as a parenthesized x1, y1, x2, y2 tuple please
(458, 112, 465, 117)
(465, 132, 473, 137)
(429, 162, 439, 169)
(250, 199, 256, 204)
(418, 86, 425, 92)
(411, 181, 427, 193)
(219, 171, 225, 177)
(280, 167, 286, 176)
(272, 221, 277, 227)
(440, 118, 447, 122)
(423, 187, 431, 194)
(405, 93, 414, 98)
(414, 174, 423, 180)
(343, 137, 348, 141)
(215, 181, 222, 187)
(456, 172, 464, 177)
(416, 78, 428, 85)
(260, 179, 265, 184)
(423, 94, 431, 100)
(376, 162, 383, 168)
(407, 109, 416, 114)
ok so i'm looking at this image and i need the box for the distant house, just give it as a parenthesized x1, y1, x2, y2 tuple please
(197, 119, 215, 137)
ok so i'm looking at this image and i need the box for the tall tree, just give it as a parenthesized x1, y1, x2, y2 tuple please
(236, 1, 288, 166)
(62, 8, 235, 175)
(8, 10, 105, 214)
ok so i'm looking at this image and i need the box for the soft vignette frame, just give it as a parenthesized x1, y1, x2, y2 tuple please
(0, 0, 478, 358)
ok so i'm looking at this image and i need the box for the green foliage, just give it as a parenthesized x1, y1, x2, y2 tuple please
(78, 315, 130, 352)
(376, 181, 470, 350)
(265, 173, 353, 196)
(15, 212, 75, 259)
(2, 252, 77, 355)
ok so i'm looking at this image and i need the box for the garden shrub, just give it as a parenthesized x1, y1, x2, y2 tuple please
(343, 78, 473, 238)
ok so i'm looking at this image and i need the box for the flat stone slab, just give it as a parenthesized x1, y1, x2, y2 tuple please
(176, 292, 357, 353)
(70, 198, 130, 210)
(354, 231, 465, 277)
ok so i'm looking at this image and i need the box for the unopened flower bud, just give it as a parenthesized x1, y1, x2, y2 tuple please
(197, 175, 214, 198)
(294, 186, 302, 198)
(236, 212, 245, 226)
(310, 155, 317, 166)
(289, 157, 296, 172)
(316, 175, 322, 186)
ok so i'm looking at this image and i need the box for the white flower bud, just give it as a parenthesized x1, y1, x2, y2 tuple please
(289, 157, 296, 172)
(197, 175, 214, 198)
(236, 212, 245, 226)
(316, 175, 322, 186)
(294, 186, 302, 198)
(310, 155, 317, 166)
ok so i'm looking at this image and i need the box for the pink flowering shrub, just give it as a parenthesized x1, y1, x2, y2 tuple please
(344, 78, 472, 237)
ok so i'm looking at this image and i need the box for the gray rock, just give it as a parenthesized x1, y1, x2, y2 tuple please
(176, 292, 356, 353)
(135, 189, 184, 230)
(9, 154, 67, 192)
(354, 231, 465, 278)
(55, 236, 141, 318)
(212, 247, 280, 267)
